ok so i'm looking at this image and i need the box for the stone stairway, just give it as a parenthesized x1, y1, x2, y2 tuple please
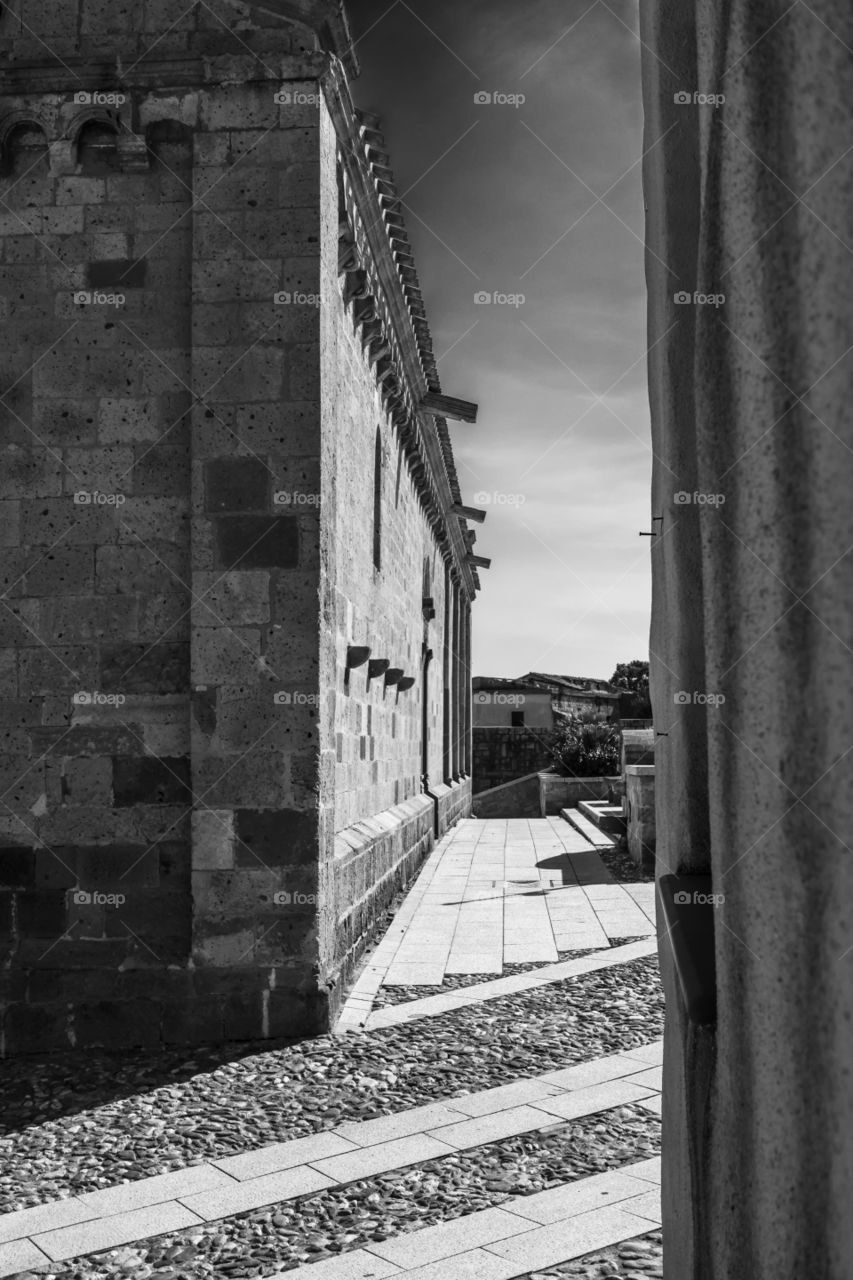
(560, 804, 622, 848)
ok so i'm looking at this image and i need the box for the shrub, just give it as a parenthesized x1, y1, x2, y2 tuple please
(550, 713, 621, 778)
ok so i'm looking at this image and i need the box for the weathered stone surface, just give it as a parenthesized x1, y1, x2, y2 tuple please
(641, 3, 853, 1275)
(0, 3, 476, 1056)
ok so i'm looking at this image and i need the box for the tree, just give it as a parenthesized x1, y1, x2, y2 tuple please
(610, 660, 652, 719)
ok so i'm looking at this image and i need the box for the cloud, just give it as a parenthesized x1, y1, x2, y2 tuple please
(349, 0, 651, 677)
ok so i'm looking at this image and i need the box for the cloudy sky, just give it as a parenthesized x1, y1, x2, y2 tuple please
(347, 0, 651, 682)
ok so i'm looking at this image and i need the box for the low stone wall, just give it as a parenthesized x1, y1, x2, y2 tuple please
(472, 772, 542, 819)
(472, 727, 555, 794)
(621, 729, 655, 772)
(328, 793, 436, 1014)
(538, 773, 621, 816)
(432, 778, 472, 836)
(626, 765, 655, 868)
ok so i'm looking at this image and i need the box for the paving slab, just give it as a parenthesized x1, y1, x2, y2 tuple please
(0, 1237, 51, 1278)
(179, 1165, 335, 1222)
(77, 1164, 235, 1215)
(0, 1198, 100, 1247)
(310, 1134, 457, 1183)
(532, 1079, 656, 1121)
(366, 1206, 530, 1267)
(212, 1133, 359, 1181)
(505, 1168, 653, 1224)
(34, 1200, 204, 1263)
(484, 1204, 660, 1270)
(271, 1249, 401, 1279)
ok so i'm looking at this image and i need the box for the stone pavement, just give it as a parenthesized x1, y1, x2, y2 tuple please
(338, 817, 656, 1030)
(0, 819, 662, 1279)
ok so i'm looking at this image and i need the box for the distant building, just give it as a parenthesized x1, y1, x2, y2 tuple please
(520, 672, 620, 721)
(471, 672, 619, 798)
(472, 678, 553, 729)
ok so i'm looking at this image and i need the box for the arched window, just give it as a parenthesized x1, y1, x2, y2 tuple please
(3, 121, 49, 177)
(372, 428, 382, 571)
(77, 121, 120, 176)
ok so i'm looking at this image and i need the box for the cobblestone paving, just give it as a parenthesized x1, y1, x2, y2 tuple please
(1, 820, 664, 1280)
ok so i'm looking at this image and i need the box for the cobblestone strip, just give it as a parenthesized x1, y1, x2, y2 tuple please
(268, 1159, 661, 1279)
(352, 938, 658, 1032)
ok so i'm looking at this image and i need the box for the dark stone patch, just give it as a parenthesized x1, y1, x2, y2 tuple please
(233, 808, 318, 866)
(113, 755, 191, 806)
(215, 516, 299, 569)
(99, 642, 189, 693)
(87, 259, 147, 289)
(0, 847, 35, 889)
(204, 457, 270, 513)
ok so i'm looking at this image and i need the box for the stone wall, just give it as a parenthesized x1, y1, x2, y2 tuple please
(640, 2, 853, 1275)
(0, 0, 476, 1055)
(472, 726, 554, 794)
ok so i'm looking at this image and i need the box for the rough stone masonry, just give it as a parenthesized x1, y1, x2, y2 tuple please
(0, 0, 479, 1056)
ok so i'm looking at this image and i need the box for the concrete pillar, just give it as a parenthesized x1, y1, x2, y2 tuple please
(641, 2, 853, 1275)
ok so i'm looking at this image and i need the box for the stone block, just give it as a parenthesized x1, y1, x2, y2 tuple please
(87, 258, 147, 288)
(233, 807, 318, 867)
(192, 809, 235, 869)
(25, 547, 95, 595)
(113, 755, 191, 805)
(99, 642, 189, 693)
(133, 444, 190, 495)
(16, 889, 68, 938)
(97, 397, 162, 443)
(215, 516, 299, 570)
(192, 753, 291, 808)
(61, 757, 114, 805)
(192, 571, 270, 626)
(95, 543, 187, 594)
(0, 847, 35, 889)
(191, 628, 261, 684)
(204, 457, 271, 512)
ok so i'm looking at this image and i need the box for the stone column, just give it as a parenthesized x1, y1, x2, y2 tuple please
(451, 578, 461, 781)
(189, 75, 327, 1041)
(462, 601, 472, 774)
(442, 563, 452, 782)
(640, 2, 853, 1276)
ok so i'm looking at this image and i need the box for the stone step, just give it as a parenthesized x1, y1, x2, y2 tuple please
(560, 808, 617, 848)
(578, 800, 627, 835)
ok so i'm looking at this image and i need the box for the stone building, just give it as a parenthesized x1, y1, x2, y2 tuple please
(641, 1, 853, 1275)
(521, 672, 619, 721)
(0, 0, 481, 1056)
